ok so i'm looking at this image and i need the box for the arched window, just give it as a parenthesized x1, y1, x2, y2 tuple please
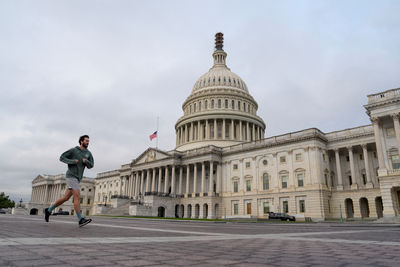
(205, 100, 208, 109)
(199, 102, 201, 111)
(248, 104, 250, 112)
(243, 103, 246, 112)
(194, 103, 196, 112)
(211, 99, 214, 108)
(225, 99, 228, 108)
(218, 99, 221, 108)
(263, 173, 269, 190)
(189, 105, 192, 113)
(232, 100, 235, 109)
(238, 101, 241, 110)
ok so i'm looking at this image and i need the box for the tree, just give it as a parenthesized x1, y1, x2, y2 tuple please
(0, 192, 15, 209)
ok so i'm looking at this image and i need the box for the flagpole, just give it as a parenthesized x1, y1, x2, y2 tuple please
(156, 116, 159, 150)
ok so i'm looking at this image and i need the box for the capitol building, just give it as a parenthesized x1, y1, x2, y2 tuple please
(26, 33, 400, 221)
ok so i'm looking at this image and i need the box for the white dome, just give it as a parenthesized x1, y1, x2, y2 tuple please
(192, 66, 249, 93)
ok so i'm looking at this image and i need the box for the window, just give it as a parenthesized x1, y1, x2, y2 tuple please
(80, 198, 83, 204)
(391, 155, 400, 169)
(348, 176, 352, 185)
(263, 159, 268, 165)
(225, 99, 228, 108)
(218, 99, 221, 108)
(373, 152, 377, 158)
(346, 156, 350, 162)
(281, 175, 287, 188)
(246, 180, 251, 191)
(324, 173, 328, 185)
(246, 202, 252, 214)
(299, 200, 305, 213)
(81, 188, 85, 192)
(360, 154, 363, 160)
(199, 102, 201, 111)
(233, 181, 238, 193)
(99, 185, 101, 189)
(231, 100, 235, 109)
(263, 202, 270, 214)
(233, 203, 239, 215)
(295, 153, 302, 161)
(87, 198, 91, 205)
(280, 156, 286, 164)
(194, 103, 196, 112)
(297, 173, 304, 187)
(283, 201, 289, 213)
(86, 210, 90, 216)
(205, 100, 208, 109)
(238, 101, 241, 110)
(211, 99, 214, 108)
(233, 164, 238, 170)
(263, 173, 269, 190)
(362, 174, 367, 184)
(386, 128, 395, 137)
(245, 162, 251, 168)
(89, 188, 92, 192)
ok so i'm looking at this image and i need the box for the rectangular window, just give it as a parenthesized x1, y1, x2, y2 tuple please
(295, 153, 302, 161)
(233, 181, 238, 193)
(246, 180, 251, 191)
(283, 201, 289, 213)
(299, 200, 305, 213)
(263, 202, 270, 214)
(362, 174, 367, 184)
(391, 155, 400, 169)
(297, 173, 304, 187)
(87, 198, 91, 205)
(280, 156, 286, 164)
(245, 162, 251, 168)
(386, 127, 395, 137)
(233, 203, 239, 215)
(80, 198, 83, 204)
(233, 164, 238, 170)
(324, 173, 328, 185)
(263, 174, 269, 190)
(281, 175, 287, 188)
(348, 176, 352, 185)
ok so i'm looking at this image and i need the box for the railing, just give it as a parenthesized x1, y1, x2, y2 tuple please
(367, 88, 400, 104)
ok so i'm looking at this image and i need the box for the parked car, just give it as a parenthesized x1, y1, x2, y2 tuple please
(0, 209, 6, 214)
(268, 212, 296, 221)
(52, 211, 69, 216)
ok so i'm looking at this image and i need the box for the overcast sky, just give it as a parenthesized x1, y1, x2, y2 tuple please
(1, 1, 399, 202)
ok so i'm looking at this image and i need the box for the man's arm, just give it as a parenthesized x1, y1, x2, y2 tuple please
(60, 148, 78, 165)
(85, 153, 94, 169)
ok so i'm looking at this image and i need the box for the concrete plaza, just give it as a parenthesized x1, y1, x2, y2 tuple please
(0, 215, 399, 266)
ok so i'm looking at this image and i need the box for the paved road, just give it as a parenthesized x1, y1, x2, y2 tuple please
(0, 215, 399, 266)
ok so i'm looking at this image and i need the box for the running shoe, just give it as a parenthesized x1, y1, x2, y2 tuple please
(79, 217, 92, 227)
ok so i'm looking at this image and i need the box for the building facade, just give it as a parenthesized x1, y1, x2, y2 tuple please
(28, 33, 400, 221)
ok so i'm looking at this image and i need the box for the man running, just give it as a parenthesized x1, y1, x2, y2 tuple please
(45, 135, 94, 227)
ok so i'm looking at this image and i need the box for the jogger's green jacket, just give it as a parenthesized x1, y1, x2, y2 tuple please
(60, 146, 94, 181)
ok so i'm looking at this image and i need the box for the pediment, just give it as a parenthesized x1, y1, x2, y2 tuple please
(32, 175, 45, 184)
(133, 148, 171, 165)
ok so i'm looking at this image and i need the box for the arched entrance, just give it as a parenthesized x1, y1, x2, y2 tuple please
(157, 206, 165, 217)
(391, 187, 400, 216)
(30, 208, 38, 215)
(375, 196, 383, 218)
(345, 198, 354, 219)
(175, 205, 179, 218)
(359, 198, 370, 218)
(203, 204, 208, 218)
(187, 204, 192, 218)
(195, 204, 200, 218)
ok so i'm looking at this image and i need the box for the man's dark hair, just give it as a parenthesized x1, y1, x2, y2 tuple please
(79, 135, 89, 145)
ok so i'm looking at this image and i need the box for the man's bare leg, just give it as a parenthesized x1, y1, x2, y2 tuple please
(71, 189, 92, 227)
(45, 189, 73, 222)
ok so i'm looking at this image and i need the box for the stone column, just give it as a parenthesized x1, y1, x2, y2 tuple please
(371, 117, 387, 174)
(151, 168, 156, 193)
(231, 120, 235, 140)
(252, 123, 255, 141)
(348, 146, 358, 189)
(44, 184, 49, 204)
(209, 161, 214, 195)
(193, 163, 198, 196)
(214, 119, 217, 139)
(222, 119, 226, 140)
(158, 167, 163, 194)
(140, 171, 145, 195)
(391, 113, 400, 153)
(190, 122, 193, 142)
(197, 121, 201, 141)
(145, 169, 150, 194)
(246, 122, 250, 141)
(334, 149, 343, 190)
(216, 162, 222, 194)
(185, 165, 190, 197)
(178, 166, 183, 195)
(362, 144, 373, 188)
(184, 124, 188, 143)
(200, 162, 204, 195)
(171, 165, 176, 195)
(239, 121, 243, 140)
(205, 120, 209, 140)
(164, 166, 169, 194)
(135, 172, 139, 197)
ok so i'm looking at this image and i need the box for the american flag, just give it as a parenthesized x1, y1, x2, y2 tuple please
(149, 131, 158, 141)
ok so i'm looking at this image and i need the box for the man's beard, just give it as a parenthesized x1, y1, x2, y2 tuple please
(82, 143, 88, 148)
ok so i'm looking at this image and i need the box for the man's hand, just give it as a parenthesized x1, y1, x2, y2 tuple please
(82, 158, 86, 163)
(75, 159, 79, 164)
